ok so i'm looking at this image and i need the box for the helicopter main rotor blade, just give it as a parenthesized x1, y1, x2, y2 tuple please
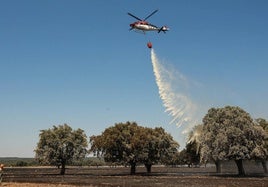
(144, 9, 158, 21)
(127, 12, 142, 21)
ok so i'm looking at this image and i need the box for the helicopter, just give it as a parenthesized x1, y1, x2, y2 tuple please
(128, 9, 169, 34)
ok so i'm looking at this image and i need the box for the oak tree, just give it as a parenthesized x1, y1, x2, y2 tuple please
(200, 106, 266, 176)
(141, 127, 179, 172)
(185, 125, 203, 167)
(35, 124, 88, 175)
(254, 118, 268, 173)
(90, 122, 179, 174)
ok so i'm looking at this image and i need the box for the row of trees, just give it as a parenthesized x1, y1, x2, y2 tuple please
(35, 122, 179, 175)
(35, 106, 267, 176)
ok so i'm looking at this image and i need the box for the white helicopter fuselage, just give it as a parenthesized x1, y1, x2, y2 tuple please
(128, 10, 169, 33)
(133, 23, 159, 31)
(130, 22, 169, 33)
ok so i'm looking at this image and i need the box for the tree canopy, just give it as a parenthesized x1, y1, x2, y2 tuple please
(200, 106, 267, 176)
(255, 118, 268, 173)
(90, 121, 179, 174)
(180, 125, 203, 167)
(35, 124, 88, 175)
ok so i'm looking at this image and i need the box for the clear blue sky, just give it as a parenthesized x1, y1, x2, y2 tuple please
(1, 0, 268, 157)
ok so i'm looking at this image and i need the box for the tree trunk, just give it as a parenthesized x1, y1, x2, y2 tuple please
(145, 164, 152, 173)
(261, 160, 267, 173)
(235, 159, 245, 176)
(130, 162, 136, 175)
(60, 161, 66, 175)
(215, 160, 221, 173)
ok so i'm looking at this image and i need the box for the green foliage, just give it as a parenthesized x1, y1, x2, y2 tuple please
(185, 141, 200, 166)
(35, 124, 88, 174)
(70, 157, 105, 166)
(141, 127, 179, 168)
(254, 118, 268, 173)
(0, 157, 105, 167)
(200, 106, 267, 175)
(177, 143, 200, 167)
(255, 118, 268, 154)
(90, 122, 179, 174)
(0, 158, 38, 167)
(184, 124, 203, 166)
(177, 149, 189, 166)
(256, 118, 268, 131)
(15, 161, 28, 166)
(164, 151, 181, 166)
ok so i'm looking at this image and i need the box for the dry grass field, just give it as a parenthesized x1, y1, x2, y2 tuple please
(1, 162, 268, 187)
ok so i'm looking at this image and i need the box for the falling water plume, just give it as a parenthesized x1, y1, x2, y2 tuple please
(150, 49, 198, 129)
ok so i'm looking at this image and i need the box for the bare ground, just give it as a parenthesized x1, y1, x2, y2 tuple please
(1, 164, 268, 187)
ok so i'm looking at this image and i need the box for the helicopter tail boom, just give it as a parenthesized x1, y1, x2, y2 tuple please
(158, 26, 169, 33)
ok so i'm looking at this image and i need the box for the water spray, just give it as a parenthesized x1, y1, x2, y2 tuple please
(150, 49, 199, 143)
